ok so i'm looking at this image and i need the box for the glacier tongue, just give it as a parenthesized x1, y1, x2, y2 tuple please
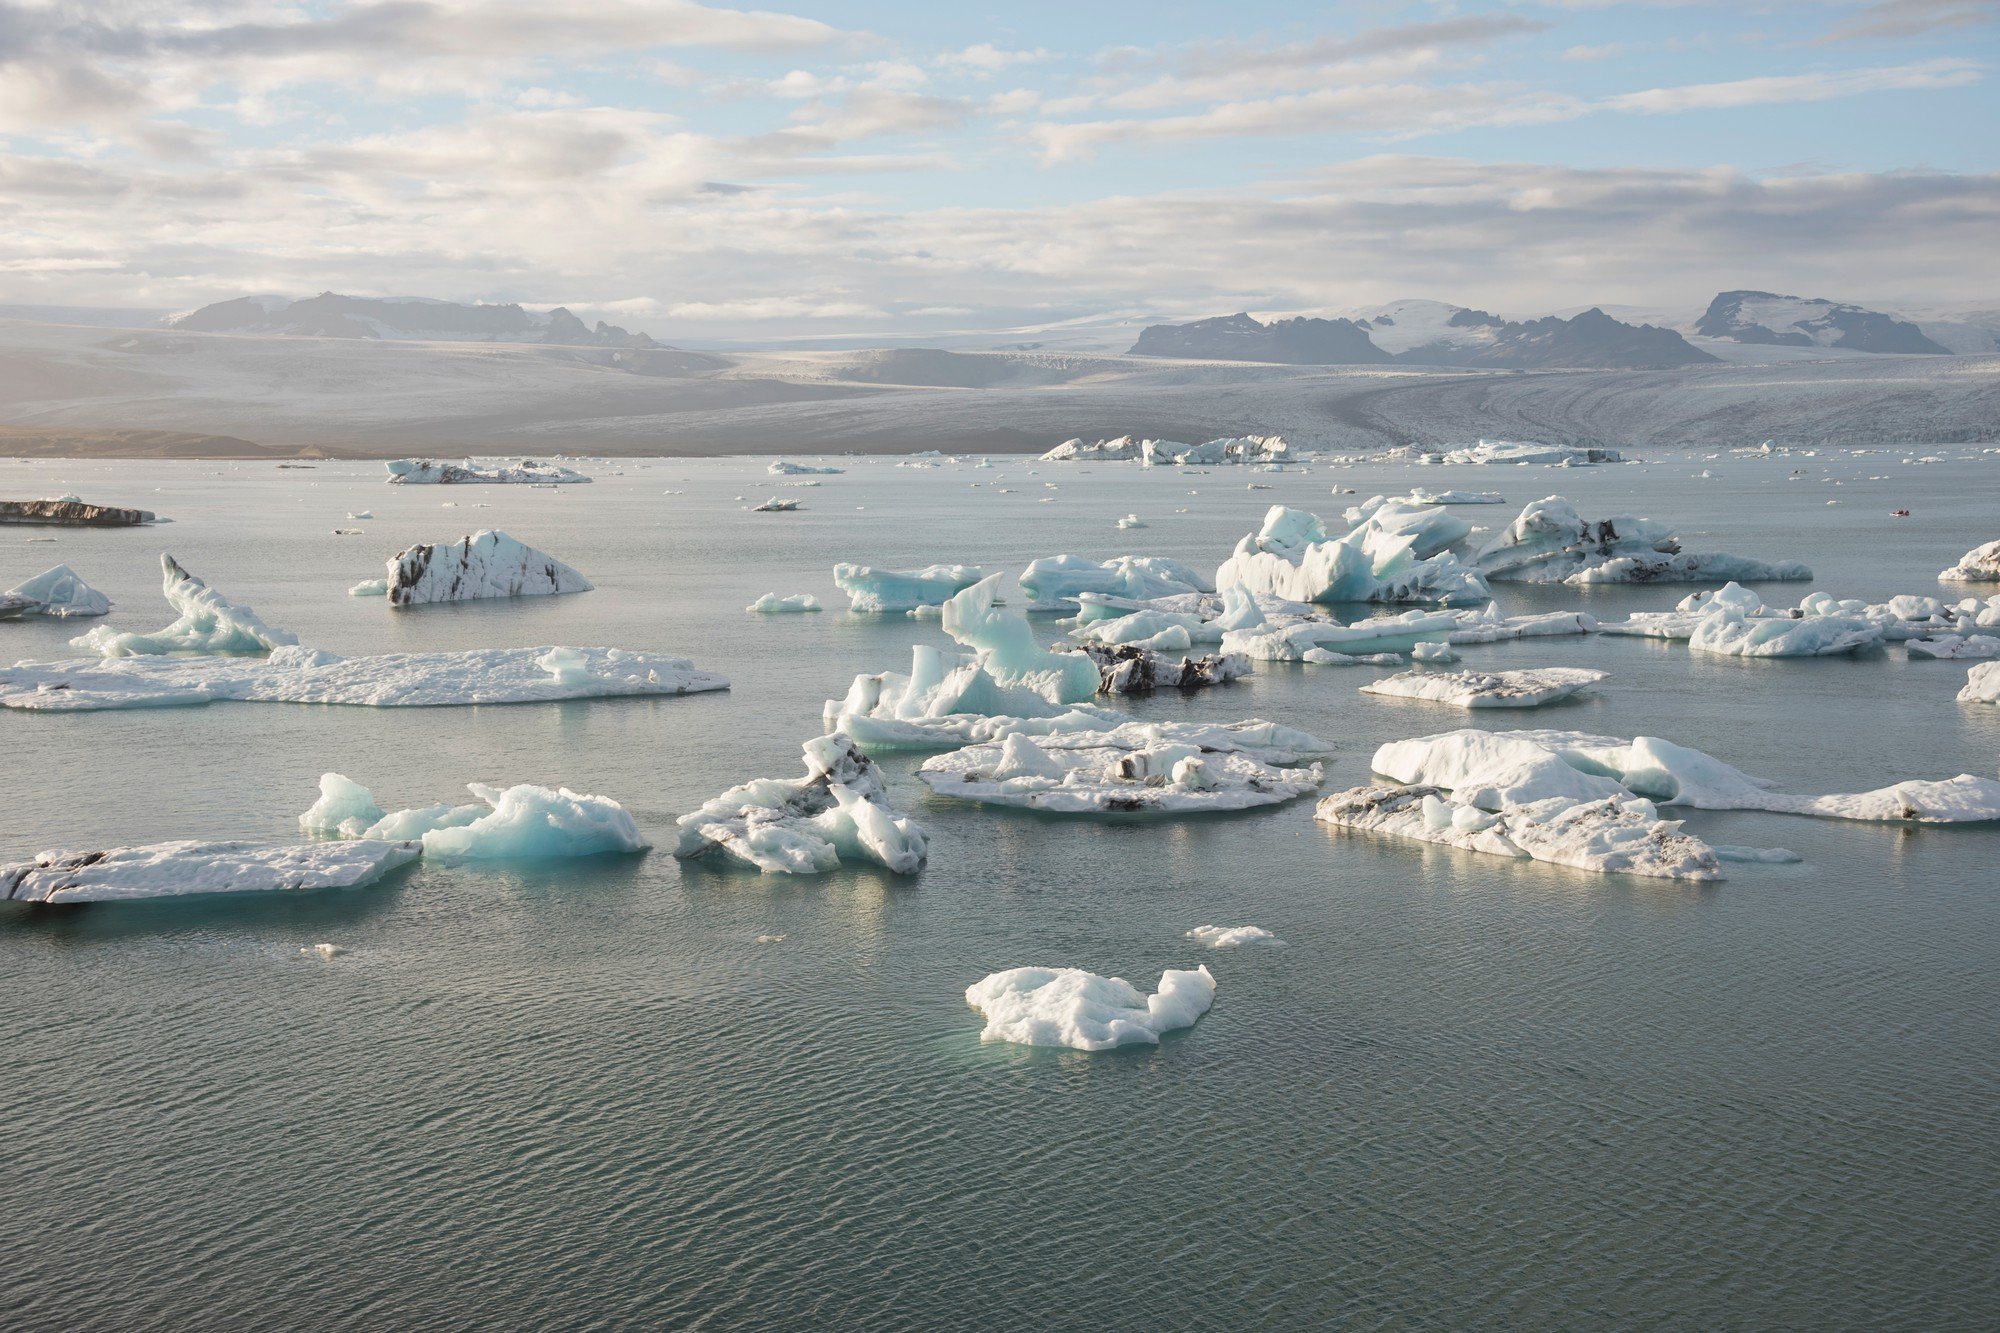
(387, 529, 592, 607)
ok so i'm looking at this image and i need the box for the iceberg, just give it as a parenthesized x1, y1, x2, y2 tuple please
(1038, 434, 1288, 466)
(1344, 491, 1505, 524)
(1069, 607, 1217, 651)
(1185, 925, 1281, 948)
(1220, 598, 1459, 663)
(1361, 667, 1606, 709)
(832, 562, 988, 613)
(964, 965, 1216, 1050)
(1018, 554, 1212, 610)
(1443, 603, 1599, 644)
(1474, 498, 1810, 586)
(348, 578, 389, 597)
(1688, 609, 1882, 657)
(768, 461, 844, 475)
(1074, 644, 1250, 695)
(385, 458, 590, 485)
(918, 725, 1324, 816)
(746, 593, 822, 614)
(1215, 505, 1491, 607)
(1907, 635, 2000, 660)
(749, 497, 801, 512)
(387, 529, 591, 607)
(673, 734, 927, 874)
(1, 644, 728, 711)
(2, 839, 419, 904)
(2, 565, 111, 617)
(1428, 441, 1621, 466)
(69, 555, 297, 657)
(1961, 661, 2000, 704)
(1316, 785, 1721, 881)
(303, 773, 647, 861)
(1373, 729, 2000, 823)
(1940, 540, 2000, 583)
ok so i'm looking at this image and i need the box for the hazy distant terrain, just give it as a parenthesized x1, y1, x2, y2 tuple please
(1, 318, 1994, 458)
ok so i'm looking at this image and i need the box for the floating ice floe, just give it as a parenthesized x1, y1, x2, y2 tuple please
(1444, 602, 1600, 644)
(1343, 490, 1505, 524)
(1908, 635, 2000, 660)
(1038, 434, 1289, 466)
(1216, 504, 1491, 607)
(1218, 591, 1459, 664)
(832, 562, 988, 613)
(1018, 554, 1211, 611)
(1423, 441, 1622, 467)
(386, 529, 592, 607)
(750, 497, 800, 512)
(1116, 514, 1146, 530)
(1961, 662, 2000, 704)
(746, 593, 822, 614)
(1072, 643, 1250, 695)
(70, 554, 296, 657)
(1361, 667, 1606, 709)
(2, 565, 111, 617)
(768, 461, 844, 476)
(1940, 541, 2000, 583)
(1185, 925, 1282, 948)
(348, 578, 389, 597)
(1, 644, 728, 711)
(1372, 729, 2000, 823)
(386, 458, 590, 485)
(1315, 785, 1721, 881)
(301, 773, 647, 860)
(918, 725, 1324, 816)
(964, 964, 1216, 1050)
(1600, 583, 1989, 652)
(0, 497, 157, 526)
(2, 839, 419, 903)
(673, 733, 927, 874)
(1473, 498, 1810, 586)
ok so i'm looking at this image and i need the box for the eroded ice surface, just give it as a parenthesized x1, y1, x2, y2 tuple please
(386, 458, 590, 485)
(1216, 505, 1490, 607)
(303, 773, 647, 860)
(1372, 729, 2000, 823)
(1018, 554, 1211, 610)
(1362, 667, 1606, 709)
(1039, 434, 1288, 466)
(673, 734, 927, 874)
(832, 562, 987, 612)
(1074, 643, 1250, 695)
(1473, 499, 1810, 586)
(1940, 540, 2000, 583)
(2, 839, 419, 903)
(746, 593, 822, 614)
(964, 964, 1216, 1050)
(1906, 636, 2000, 660)
(2, 564, 111, 617)
(70, 554, 297, 657)
(1, 645, 728, 711)
(1343, 490, 1505, 524)
(768, 461, 844, 476)
(1316, 785, 1721, 881)
(1961, 662, 2000, 704)
(1185, 925, 1282, 948)
(1427, 441, 1622, 467)
(387, 529, 592, 607)
(919, 726, 1324, 815)
(1220, 596, 1459, 664)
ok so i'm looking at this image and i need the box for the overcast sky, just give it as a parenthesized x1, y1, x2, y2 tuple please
(2, 0, 1996, 338)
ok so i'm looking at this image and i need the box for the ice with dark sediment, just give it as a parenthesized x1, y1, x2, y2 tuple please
(672, 734, 927, 874)
(386, 458, 590, 484)
(386, 529, 592, 607)
(1473, 498, 1810, 586)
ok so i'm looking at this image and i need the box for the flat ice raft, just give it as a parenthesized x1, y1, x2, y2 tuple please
(1361, 667, 1605, 709)
(2, 839, 419, 903)
(0, 645, 728, 711)
(919, 726, 1324, 815)
(965, 965, 1216, 1050)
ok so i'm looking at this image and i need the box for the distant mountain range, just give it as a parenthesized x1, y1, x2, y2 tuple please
(1693, 290, 1948, 355)
(167, 293, 658, 348)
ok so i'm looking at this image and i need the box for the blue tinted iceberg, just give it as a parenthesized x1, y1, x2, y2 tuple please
(1216, 505, 1490, 607)
(833, 562, 988, 612)
(673, 734, 927, 874)
(3, 564, 111, 617)
(1474, 498, 1809, 585)
(70, 555, 296, 657)
(1018, 554, 1212, 610)
(303, 773, 647, 860)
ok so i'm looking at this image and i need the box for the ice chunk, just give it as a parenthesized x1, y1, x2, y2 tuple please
(832, 562, 987, 612)
(1018, 554, 1211, 610)
(964, 965, 1216, 1049)
(1073, 644, 1249, 695)
(673, 734, 927, 875)
(1907, 636, 2000, 660)
(1222, 608, 1458, 662)
(2, 839, 419, 903)
(768, 461, 844, 475)
(2, 564, 111, 617)
(1316, 784, 1721, 880)
(1185, 925, 1281, 948)
(386, 458, 589, 484)
(1362, 667, 1606, 709)
(746, 593, 822, 613)
(1688, 609, 1882, 657)
(1039, 434, 1288, 466)
(387, 529, 591, 607)
(749, 497, 800, 512)
(1116, 514, 1146, 530)
(919, 725, 1324, 815)
(1410, 641, 1459, 664)
(1345, 490, 1505, 523)
(1961, 661, 2000, 704)
(1431, 441, 1621, 466)
(1445, 603, 1598, 644)
(1216, 504, 1490, 607)
(348, 578, 389, 597)
(942, 574, 1101, 706)
(1940, 540, 2000, 583)
(305, 774, 647, 861)
(299, 772, 387, 838)
(70, 554, 297, 657)
(1, 644, 729, 711)
(1474, 498, 1810, 586)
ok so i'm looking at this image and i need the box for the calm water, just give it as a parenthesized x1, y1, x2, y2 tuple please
(3, 449, 1997, 1330)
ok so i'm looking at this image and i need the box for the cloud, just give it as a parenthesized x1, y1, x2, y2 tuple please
(1606, 58, 1982, 113)
(1821, 0, 2000, 43)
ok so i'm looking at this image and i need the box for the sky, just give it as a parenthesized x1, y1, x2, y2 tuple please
(1, 0, 1997, 341)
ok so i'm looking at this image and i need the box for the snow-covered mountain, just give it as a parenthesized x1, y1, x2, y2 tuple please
(1694, 290, 1948, 355)
(1130, 304, 1714, 369)
(167, 293, 658, 348)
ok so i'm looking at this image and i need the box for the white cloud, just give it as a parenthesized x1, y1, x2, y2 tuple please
(1606, 58, 1982, 113)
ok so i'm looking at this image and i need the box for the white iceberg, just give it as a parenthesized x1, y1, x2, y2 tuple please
(1344, 491, 1505, 524)
(768, 461, 844, 476)
(1315, 785, 1721, 881)
(386, 458, 590, 485)
(1474, 499, 1810, 586)
(348, 578, 389, 598)
(832, 562, 988, 613)
(302, 773, 647, 861)
(747, 593, 822, 614)
(3, 839, 420, 904)
(2, 564, 111, 617)
(673, 734, 927, 874)
(1216, 505, 1490, 607)
(1219, 594, 1459, 664)
(70, 555, 297, 657)
(918, 725, 1324, 816)
(1940, 540, 2000, 583)
(1444, 603, 1599, 644)
(387, 529, 591, 607)
(1361, 667, 1606, 709)
(1372, 729, 2000, 824)
(1961, 661, 2000, 704)
(964, 964, 1216, 1050)
(1185, 925, 1281, 948)
(1039, 434, 1288, 466)
(1687, 609, 1882, 657)
(749, 497, 801, 512)
(1018, 554, 1212, 611)
(1908, 635, 2000, 660)
(1, 644, 728, 711)
(1429, 441, 1621, 466)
